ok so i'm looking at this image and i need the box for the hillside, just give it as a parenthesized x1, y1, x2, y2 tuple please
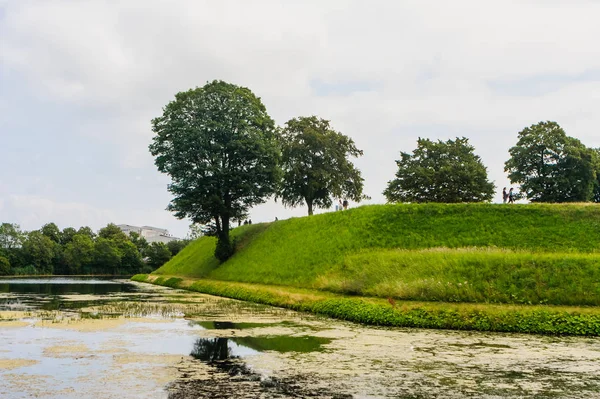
(154, 203, 600, 306)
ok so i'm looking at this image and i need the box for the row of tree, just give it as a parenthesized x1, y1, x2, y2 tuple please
(0, 222, 189, 276)
(149, 81, 600, 263)
(384, 121, 600, 203)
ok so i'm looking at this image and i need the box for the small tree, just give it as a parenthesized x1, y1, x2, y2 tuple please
(384, 137, 494, 203)
(505, 121, 597, 202)
(278, 116, 366, 215)
(150, 80, 280, 261)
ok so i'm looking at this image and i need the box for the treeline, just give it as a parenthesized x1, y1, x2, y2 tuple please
(0, 222, 189, 276)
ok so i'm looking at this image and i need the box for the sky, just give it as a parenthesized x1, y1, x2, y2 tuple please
(1, 0, 600, 238)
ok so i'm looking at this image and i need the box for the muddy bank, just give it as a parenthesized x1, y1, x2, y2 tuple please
(168, 357, 352, 399)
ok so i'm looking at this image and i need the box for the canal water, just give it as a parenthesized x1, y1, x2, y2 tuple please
(1, 278, 600, 398)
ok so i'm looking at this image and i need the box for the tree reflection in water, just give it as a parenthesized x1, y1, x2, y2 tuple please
(190, 337, 235, 362)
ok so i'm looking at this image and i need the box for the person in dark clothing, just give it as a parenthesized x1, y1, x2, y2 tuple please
(342, 200, 348, 210)
(508, 188, 515, 204)
(502, 187, 508, 204)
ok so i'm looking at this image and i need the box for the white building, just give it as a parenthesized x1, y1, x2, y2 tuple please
(116, 224, 180, 244)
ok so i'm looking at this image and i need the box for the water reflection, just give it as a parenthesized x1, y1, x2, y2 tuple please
(0, 281, 135, 295)
(191, 338, 237, 361)
(0, 278, 138, 311)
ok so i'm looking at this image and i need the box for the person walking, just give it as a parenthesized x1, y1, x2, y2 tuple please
(502, 187, 508, 204)
(508, 188, 515, 204)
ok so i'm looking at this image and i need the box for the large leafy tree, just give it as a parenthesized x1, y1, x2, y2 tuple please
(149, 80, 280, 261)
(505, 121, 597, 202)
(384, 137, 494, 203)
(278, 116, 365, 215)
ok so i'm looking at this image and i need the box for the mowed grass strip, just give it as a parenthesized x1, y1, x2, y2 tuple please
(133, 274, 600, 336)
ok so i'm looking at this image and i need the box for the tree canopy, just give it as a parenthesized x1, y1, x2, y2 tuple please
(504, 121, 598, 202)
(0, 221, 188, 276)
(277, 116, 366, 215)
(149, 80, 280, 261)
(384, 137, 494, 203)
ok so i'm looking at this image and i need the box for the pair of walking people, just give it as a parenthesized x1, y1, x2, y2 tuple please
(335, 199, 348, 211)
(502, 187, 515, 204)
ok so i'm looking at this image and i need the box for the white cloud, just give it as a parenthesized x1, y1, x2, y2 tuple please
(2, 0, 600, 234)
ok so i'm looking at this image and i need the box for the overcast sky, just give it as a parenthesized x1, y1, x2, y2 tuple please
(1, 0, 600, 238)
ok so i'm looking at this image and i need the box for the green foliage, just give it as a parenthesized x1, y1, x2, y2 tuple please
(0, 256, 10, 275)
(0, 223, 26, 270)
(155, 203, 600, 308)
(505, 121, 598, 202)
(11, 265, 38, 276)
(62, 234, 94, 274)
(145, 242, 172, 269)
(98, 224, 128, 241)
(60, 227, 77, 245)
(384, 137, 494, 203)
(149, 80, 280, 262)
(93, 238, 121, 274)
(128, 232, 149, 253)
(166, 239, 188, 257)
(77, 226, 96, 240)
(119, 240, 144, 274)
(40, 223, 61, 243)
(0, 223, 25, 250)
(22, 231, 56, 274)
(0, 220, 171, 276)
(278, 116, 365, 215)
(138, 274, 600, 336)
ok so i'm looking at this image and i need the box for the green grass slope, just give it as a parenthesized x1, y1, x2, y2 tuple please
(154, 203, 600, 306)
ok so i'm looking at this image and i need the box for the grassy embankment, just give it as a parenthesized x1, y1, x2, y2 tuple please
(134, 203, 600, 335)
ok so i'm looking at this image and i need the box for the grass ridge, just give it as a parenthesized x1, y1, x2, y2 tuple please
(153, 204, 600, 306)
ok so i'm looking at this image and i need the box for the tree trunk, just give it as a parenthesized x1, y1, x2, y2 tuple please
(307, 199, 313, 216)
(214, 214, 233, 262)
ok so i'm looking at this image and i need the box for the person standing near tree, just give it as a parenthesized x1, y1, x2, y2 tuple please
(502, 187, 508, 204)
(343, 199, 348, 210)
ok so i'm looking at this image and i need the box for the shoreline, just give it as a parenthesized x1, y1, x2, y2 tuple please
(132, 273, 600, 337)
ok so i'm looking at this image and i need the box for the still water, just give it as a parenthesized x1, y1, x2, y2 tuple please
(1, 278, 600, 398)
